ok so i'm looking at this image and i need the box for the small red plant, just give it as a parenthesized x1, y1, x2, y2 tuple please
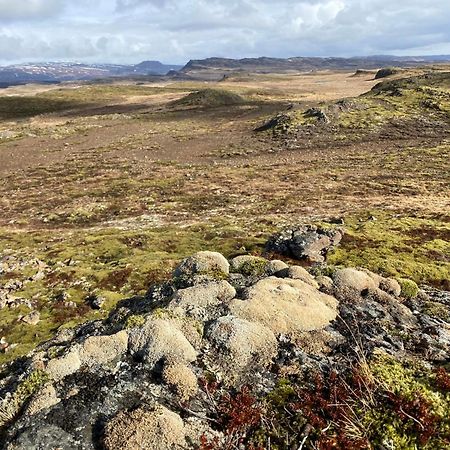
(387, 391, 440, 445)
(435, 367, 450, 392)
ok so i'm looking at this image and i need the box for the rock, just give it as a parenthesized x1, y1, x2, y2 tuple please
(316, 275, 334, 294)
(20, 311, 40, 326)
(45, 348, 81, 381)
(379, 277, 402, 297)
(162, 362, 198, 401)
(53, 291, 70, 303)
(6, 424, 79, 450)
(25, 384, 60, 416)
(205, 315, 277, 380)
(304, 107, 330, 123)
(85, 294, 105, 310)
(0, 336, 9, 353)
(168, 280, 236, 321)
(266, 225, 343, 263)
(286, 266, 319, 288)
(333, 268, 378, 301)
(79, 330, 128, 368)
(229, 277, 338, 334)
(102, 404, 186, 450)
(230, 255, 269, 276)
(128, 318, 198, 369)
(266, 260, 289, 275)
(174, 251, 229, 278)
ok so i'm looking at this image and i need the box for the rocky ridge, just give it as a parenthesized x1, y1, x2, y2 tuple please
(0, 248, 449, 449)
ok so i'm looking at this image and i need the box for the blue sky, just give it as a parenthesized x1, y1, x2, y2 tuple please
(0, 0, 449, 64)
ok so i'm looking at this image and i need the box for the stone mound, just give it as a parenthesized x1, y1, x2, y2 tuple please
(1, 249, 449, 449)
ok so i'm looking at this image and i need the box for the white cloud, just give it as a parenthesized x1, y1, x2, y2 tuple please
(0, 0, 449, 64)
(0, 0, 65, 21)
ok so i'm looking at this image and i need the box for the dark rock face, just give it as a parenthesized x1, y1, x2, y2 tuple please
(1, 250, 449, 449)
(266, 225, 344, 263)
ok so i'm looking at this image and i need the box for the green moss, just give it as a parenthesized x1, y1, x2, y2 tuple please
(197, 269, 229, 280)
(124, 314, 146, 329)
(366, 354, 450, 449)
(232, 257, 268, 277)
(397, 278, 419, 299)
(14, 370, 50, 402)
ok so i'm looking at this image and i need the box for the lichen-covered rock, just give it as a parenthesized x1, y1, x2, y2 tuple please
(45, 348, 81, 381)
(205, 315, 277, 380)
(173, 251, 229, 278)
(162, 362, 198, 401)
(379, 277, 402, 297)
(6, 424, 79, 450)
(316, 275, 334, 294)
(333, 268, 378, 301)
(266, 260, 289, 275)
(286, 266, 319, 288)
(128, 318, 198, 368)
(20, 311, 40, 326)
(229, 277, 338, 334)
(25, 384, 60, 416)
(79, 330, 128, 368)
(102, 404, 186, 450)
(168, 280, 236, 321)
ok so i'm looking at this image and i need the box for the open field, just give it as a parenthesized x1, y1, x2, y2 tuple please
(0, 67, 449, 364)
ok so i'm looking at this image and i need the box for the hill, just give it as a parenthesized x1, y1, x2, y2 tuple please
(181, 55, 450, 76)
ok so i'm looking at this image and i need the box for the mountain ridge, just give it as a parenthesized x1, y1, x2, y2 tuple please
(0, 61, 183, 88)
(181, 55, 450, 73)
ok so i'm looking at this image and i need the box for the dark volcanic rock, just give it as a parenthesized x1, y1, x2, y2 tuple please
(266, 225, 344, 263)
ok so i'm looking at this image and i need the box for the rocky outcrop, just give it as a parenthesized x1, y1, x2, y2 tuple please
(1, 250, 449, 449)
(266, 225, 343, 263)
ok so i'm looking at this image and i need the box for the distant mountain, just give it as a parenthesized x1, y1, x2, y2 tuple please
(132, 60, 182, 74)
(181, 55, 450, 75)
(0, 61, 183, 88)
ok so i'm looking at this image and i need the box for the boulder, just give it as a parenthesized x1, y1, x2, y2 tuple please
(25, 384, 60, 416)
(333, 268, 378, 301)
(266, 260, 289, 276)
(79, 330, 128, 368)
(205, 315, 277, 380)
(266, 225, 343, 263)
(173, 251, 229, 278)
(162, 362, 198, 401)
(286, 266, 319, 288)
(128, 318, 198, 369)
(45, 348, 81, 382)
(102, 405, 186, 450)
(168, 280, 236, 321)
(229, 277, 338, 334)
(379, 277, 402, 297)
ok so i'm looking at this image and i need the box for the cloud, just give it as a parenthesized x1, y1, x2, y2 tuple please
(0, 0, 449, 64)
(0, 0, 65, 21)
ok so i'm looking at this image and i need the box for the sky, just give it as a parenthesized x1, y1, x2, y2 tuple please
(0, 0, 449, 65)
